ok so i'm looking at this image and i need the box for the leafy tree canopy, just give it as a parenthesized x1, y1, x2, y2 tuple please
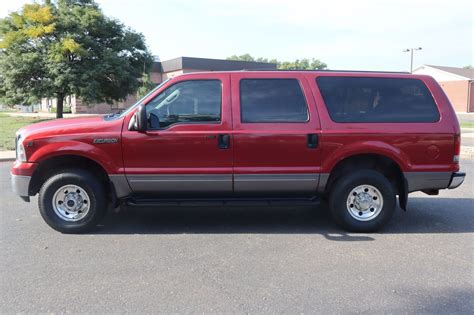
(0, 0, 153, 117)
(227, 54, 327, 70)
(136, 72, 155, 99)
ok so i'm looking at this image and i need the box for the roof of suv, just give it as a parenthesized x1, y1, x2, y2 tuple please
(238, 69, 411, 74)
(176, 70, 420, 78)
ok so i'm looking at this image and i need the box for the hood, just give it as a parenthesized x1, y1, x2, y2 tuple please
(18, 115, 119, 140)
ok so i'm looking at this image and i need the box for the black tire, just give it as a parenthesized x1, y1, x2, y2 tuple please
(38, 169, 108, 233)
(329, 170, 396, 232)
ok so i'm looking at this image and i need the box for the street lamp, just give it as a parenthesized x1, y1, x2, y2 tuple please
(403, 47, 422, 73)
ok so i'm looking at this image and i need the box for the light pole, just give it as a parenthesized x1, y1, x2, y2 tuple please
(403, 47, 422, 73)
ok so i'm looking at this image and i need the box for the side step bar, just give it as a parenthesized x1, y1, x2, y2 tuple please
(126, 196, 320, 207)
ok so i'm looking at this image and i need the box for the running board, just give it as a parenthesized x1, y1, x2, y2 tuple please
(126, 196, 320, 207)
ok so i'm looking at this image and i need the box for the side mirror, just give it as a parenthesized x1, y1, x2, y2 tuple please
(137, 104, 148, 132)
(128, 104, 148, 132)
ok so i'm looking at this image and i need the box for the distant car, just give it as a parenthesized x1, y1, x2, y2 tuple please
(11, 70, 465, 233)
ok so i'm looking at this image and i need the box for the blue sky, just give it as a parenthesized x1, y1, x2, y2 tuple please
(1, 0, 472, 71)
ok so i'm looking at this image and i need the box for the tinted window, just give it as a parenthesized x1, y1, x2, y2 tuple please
(240, 79, 308, 123)
(146, 80, 221, 129)
(316, 77, 440, 123)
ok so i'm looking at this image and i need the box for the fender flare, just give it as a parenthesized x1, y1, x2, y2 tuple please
(322, 140, 411, 173)
(28, 141, 120, 174)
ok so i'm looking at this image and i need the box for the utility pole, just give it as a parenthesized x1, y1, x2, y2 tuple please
(403, 47, 422, 72)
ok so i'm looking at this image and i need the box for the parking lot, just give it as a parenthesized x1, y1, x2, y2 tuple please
(1, 160, 473, 313)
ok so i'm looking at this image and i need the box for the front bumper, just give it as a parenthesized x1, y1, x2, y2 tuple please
(448, 172, 465, 189)
(11, 173, 31, 198)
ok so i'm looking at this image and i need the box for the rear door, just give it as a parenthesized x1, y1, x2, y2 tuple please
(230, 72, 322, 196)
(121, 73, 233, 196)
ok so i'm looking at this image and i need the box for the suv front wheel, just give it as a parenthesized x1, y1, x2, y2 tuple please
(329, 170, 396, 232)
(38, 169, 107, 233)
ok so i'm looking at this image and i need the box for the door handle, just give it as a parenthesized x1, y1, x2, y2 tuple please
(218, 134, 230, 149)
(307, 134, 318, 149)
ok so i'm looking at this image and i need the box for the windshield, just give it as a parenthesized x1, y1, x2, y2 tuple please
(104, 78, 171, 120)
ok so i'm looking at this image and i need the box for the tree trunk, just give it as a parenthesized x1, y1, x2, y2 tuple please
(56, 94, 64, 119)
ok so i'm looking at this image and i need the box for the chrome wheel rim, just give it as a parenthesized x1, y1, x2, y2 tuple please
(52, 185, 90, 222)
(346, 185, 383, 222)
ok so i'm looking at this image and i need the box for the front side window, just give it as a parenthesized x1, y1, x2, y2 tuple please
(316, 77, 440, 123)
(146, 80, 221, 129)
(240, 79, 309, 123)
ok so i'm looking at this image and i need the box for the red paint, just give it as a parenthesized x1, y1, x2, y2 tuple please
(11, 71, 460, 182)
(230, 72, 322, 175)
(121, 73, 233, 175)
(11, 161, 38, 176)
(17, 115, 124, 174)
(306, 72, 459, 173)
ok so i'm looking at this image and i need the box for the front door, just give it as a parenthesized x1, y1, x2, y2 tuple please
(121, 73, 233, 196)
(230, 72, 322, 196)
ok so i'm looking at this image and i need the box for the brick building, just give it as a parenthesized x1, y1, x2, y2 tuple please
(41, 57, 277, 114)
(413, 65, 474, 112)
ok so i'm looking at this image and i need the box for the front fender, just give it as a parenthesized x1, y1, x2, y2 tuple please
(27, 140, 123, 174)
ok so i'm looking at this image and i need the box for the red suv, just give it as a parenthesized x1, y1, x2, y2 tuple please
(11, 71, 465, 233)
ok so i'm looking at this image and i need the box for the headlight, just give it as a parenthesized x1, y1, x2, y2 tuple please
(16, 135, 27, 162)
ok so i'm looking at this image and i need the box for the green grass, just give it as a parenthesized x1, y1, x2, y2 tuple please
(0, 113, 51, 151)
(460, 121, 474, 128)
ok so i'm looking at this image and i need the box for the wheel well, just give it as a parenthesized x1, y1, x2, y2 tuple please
(29, 155, 111, 196)
(326, 154, 404, 196)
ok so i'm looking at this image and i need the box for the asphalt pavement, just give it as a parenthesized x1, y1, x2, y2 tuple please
(0, 161, 473, 314)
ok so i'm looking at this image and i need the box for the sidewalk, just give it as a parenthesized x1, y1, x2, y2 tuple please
(0, 151, 15, 161)
(456, 112, 474, 123)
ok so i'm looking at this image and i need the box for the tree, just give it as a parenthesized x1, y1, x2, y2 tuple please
(278, 58, 327, 70)
(227, 53, 256, 62)
(0, 0, 153, 118)
(136, 72, 156, 99)
(227, 54, 327, 70)
(463, 65, 472, 69)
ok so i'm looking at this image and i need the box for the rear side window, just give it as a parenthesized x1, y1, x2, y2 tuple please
(316, 77, 440, 123)
(240, 79, 308, 123)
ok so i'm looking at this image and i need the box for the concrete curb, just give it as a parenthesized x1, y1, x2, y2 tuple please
(0, 151, 15, 162)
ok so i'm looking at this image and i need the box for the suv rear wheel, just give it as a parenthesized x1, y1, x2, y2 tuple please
(329, 170, 396, 232)
(38, 169, 107, 233)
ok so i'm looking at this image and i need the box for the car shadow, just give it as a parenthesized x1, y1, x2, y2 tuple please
(93, 197, 473, 239)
